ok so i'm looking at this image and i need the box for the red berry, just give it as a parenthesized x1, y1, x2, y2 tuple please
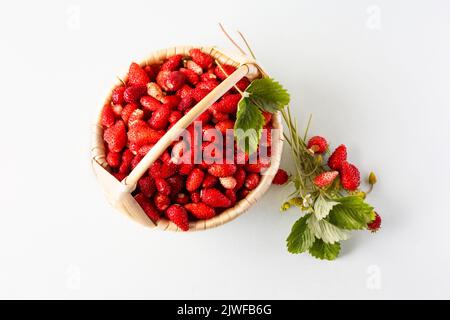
(155, 177, 171, 196)
(161, 95, 181, 109)
(137, 144, 154, 156)
(189, 49, 213, 69)
(235, 78, 250, 92)
(340, 162, 360, 191)
(131, 154, 143, 170)
(140, 95, 162, 112)
(262, 111, 272, 125)
(166, 205, 189, 231)
(127, 109, 144, 127)
(178, 163, 194, 176)
(124, 85, 147, 103)
(128, 62, 149, 86)
(208, 163, 237, 177)
(144, 65, 158, 81)
(180, 68, 200, 85)
(154, 193, 170, 211)
(138, 176, 156, 198)
(186, 168, 205, 192)
(215, 120, 235, 135)
(148, 160, 162, 179)
(111, 104, 123, 117)
(225, 189, 237, 206)
(202, 174, 218, 188)
(160, 160, 178, 178)
(101, 104, 115, 128)
(118, 149, 134, 174)
(156, 70, 186, 92)
(190, 192, 201, 203)
(196, 80, 219, 93)
(113, 172, 127, 181)
(148, 107, 171, 130)
(185, 203, 216, 219)
(127, 121, 164, 146)
(313, 171, 339, 188)
(160, 54, 183, 71)
(104, 120, 127, 152)
(200, 188, 232, 208)
(328, 144, 347, 170)
(215, 94, 240, 114)
(233, 168, 246, 190)
(219, 176, 237, 189)
(244, 161, 270, 173)
(134, 193, 160, 222)
(367, 212, 382, 233)
(166, 174, 184, 195)
(106, 151, 121, 168)
(169, 110, 182, 123)
(121, 103, 138, 123)
(175, 193, 189, 205)
(272, 169, 289, 185)
(244, 173, 260, 190)
(307, 136, 328, 154)
(214, 64, 236, 80)
(111, 86, 125, 105)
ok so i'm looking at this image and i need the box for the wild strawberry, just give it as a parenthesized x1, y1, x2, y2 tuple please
(128, 62, 149, 86)
(313, 171, 339, 188)
(121, 103, 138, 123)
(148, 107, 171, 130)
(137, 144, 154, 156)
(328, 144, 347, 170)
(160, 54, 183, 71)
(190, 88, 209, 102)
(202, 174, 218, 188)
(235, 78, 250, 92)
(111, 104, 123, 117)
(185, 60, 203, 75)
(180, 68, 200, 85)
(186, 168, 205, 192)
(245, 161, 270, 173)
(238, 188, 250, 199)
(113, 172, 127, 181)
(178, 96, 195, 112)
(134, 193, 160, 222)
(111, 85, 125, 105)
(175, 193, 189, 205)
(245, 173, 260, 190)
(157, 70, 186, 92)
(262, 111, 272, 125)
(124, 85, 147, 103)
(140, 95, 161, 112)
(367, 212, 381, 232)
(189, 49, 213, 69)
(160, 160, 178, 178)
(193, 110, 211, 125)
(155, 177, 171, 196)
(215, 94, 241, 113)
(272, 169, 289, 185)
(178, 163, 194, 176)
(119, 149, 134, 174)
(220, 176, 237, 189)
(169, 110, 182, 123)
(197, 80, 219, 92)
(233, 168, 246, 190)
(200, 188, 232, 208)
(101, 104, 115, 128)
(146, 82, 164, 101)
(104, 120, 127, 152)
(307, 136, 328, 154)
(127, 121, 164, 146)
(154, 193, 170, 211)
(340, 161, 360, 191)
(161, 95, 181, 109)
(128, 109, 144, 127)
(214, 64, 236, 80)
(200, 70, 217, 82)
(166, 205, 189, 231)
(176, 84, 193, 99)
(148, 160, 162, 178)
(106, 151, 121, 168)
(128, 142, 140, 155)
(167, 174, 184, 195)
(131, 154, 143, 170)
(144, 65, 158, 81)
(138, 176, 156, 198)
(208, 163, 237, 177)
(210, 106, 230, 122)
(225, 189, 237, 206)
(215, 120, 235, 135)
(260, 126, 272, 147)
(190, 192, 201, 203)
(185, 203, 216, 219)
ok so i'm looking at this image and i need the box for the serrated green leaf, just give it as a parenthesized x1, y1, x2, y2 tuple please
(314, 195, 339, 220)
(246, 78, 290, 113)
(308, 239, 341, 260)
(234, 98, 265, 154)
(307, 214, 350, 244)
(286, 214, 315, 254)
(328, 196, 374, 230)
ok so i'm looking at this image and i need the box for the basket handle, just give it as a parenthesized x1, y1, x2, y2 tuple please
(123, 63, 257, 189)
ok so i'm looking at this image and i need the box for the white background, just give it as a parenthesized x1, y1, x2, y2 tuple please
(1, 0, 449, 299)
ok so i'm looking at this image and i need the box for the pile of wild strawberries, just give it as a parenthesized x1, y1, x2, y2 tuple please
(101, 49, 289, 231)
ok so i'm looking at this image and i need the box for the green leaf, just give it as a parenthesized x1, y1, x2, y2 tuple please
(308, 239, 341, 260)
(246, 78, 290, 113)
(307, 214, 350, 244)
(286, 214, 315, 254)
(314, 195, 339, 220)
(328, 196, 374, 230)
(234, 98, 265, 154)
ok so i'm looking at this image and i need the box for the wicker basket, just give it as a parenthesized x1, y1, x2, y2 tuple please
(91, 46, 283, 231)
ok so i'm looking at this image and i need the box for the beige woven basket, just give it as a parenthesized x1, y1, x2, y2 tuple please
(91, 46, 283, 231)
